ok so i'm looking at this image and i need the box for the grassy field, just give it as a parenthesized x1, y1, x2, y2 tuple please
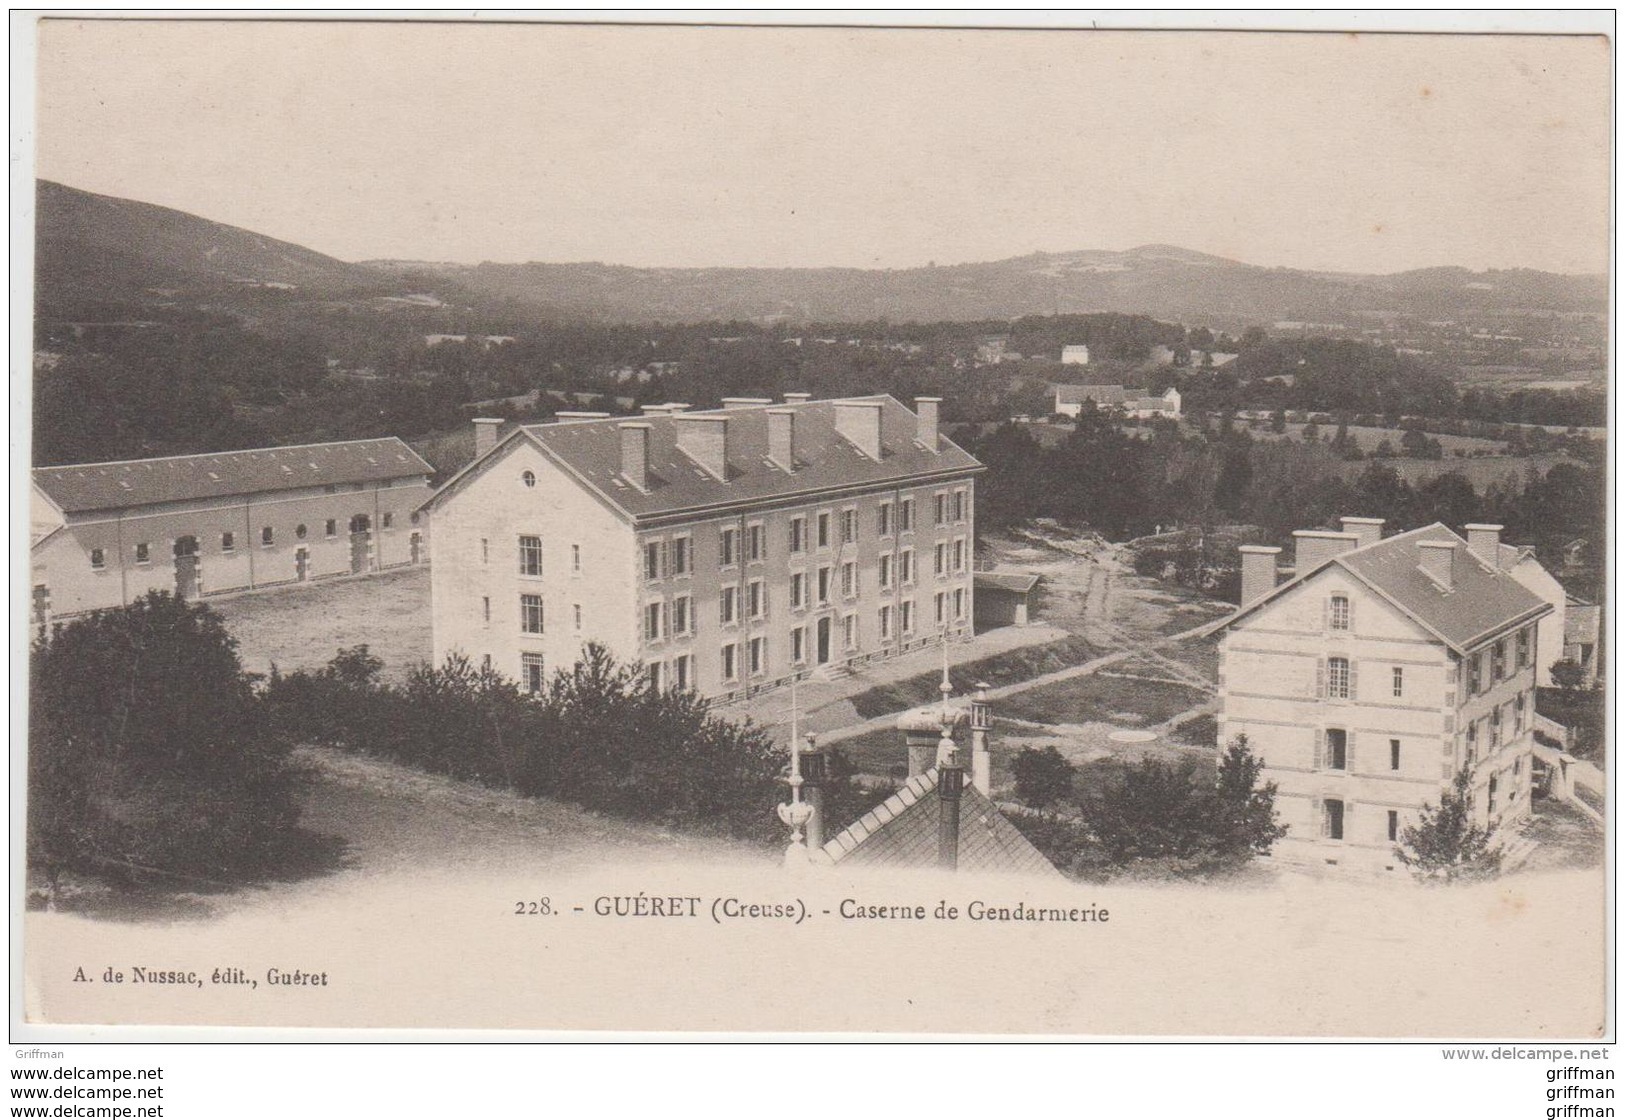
(999, 673, 1208, 727)
(211, 565, 432, 681)
(845, 633, 1102, 719)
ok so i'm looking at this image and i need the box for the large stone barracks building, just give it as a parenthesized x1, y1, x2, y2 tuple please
(31, 438, 433, 624)
(419, 395, 983, 700)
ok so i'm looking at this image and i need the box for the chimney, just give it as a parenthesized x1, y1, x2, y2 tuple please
(799, 734, 825, 852)
(721, 397, 772, 410)
(673, 413, 729, 480)
(1339, 516, 1386, 550)
(969, 682, 993, 796)
(833, 400, 884, 461)
(1293, 530, 1360, 574)
(936, 725, 963, 871)
(766, 408, 796, 472)
(1418, 540, 1458, 590)
(618, 422, 651, 491)
(1465, 524, 1504, 569)
(915, 396, 942, 451)
(782, 391, 812, 404)
(899, 705, 963, 778)
(555, 411, 611, 423)
(472, 417, 504, 460)
(1238, 545, 1282, 606)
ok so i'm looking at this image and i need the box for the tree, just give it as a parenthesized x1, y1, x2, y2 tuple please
(1210, 735, 1287, 860)
(1394, 769, 1503, 883)
(1011, 746, 1075, 815)
(1550, 659, 1587, 693)
(1269, 408, 1287, 434)
(29, 593, 307, 888)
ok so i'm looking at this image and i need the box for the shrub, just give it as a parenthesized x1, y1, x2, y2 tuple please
(29, 592, 307, 886)
(1395, 769, 1503, 883)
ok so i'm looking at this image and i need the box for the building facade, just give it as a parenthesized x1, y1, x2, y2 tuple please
(31, 439, 433, 624)
(420, 395, 983, 701)
(1052, 384, 1181, 420)
(1214, 519, 1550, 874)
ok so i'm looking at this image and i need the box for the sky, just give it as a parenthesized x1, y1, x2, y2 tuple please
(31, 18, 1613, 275)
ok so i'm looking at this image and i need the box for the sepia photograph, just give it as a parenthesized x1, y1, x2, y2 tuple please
(12, 11, 1612, 1059)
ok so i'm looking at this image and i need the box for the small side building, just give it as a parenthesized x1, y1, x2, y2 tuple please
(974, 571, 1041, 629)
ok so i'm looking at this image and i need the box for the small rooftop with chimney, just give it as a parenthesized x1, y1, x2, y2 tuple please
(1222, 517, 1550, 654)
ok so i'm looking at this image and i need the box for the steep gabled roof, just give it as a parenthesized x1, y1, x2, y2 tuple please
(423, 395, 982, 524)
(819, 769, 1060, 878)
(1214, 522, 1552, 654)
(33, 438, 431, 515)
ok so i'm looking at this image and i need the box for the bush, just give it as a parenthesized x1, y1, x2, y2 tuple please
(1395, 769, 1503, 883)
(265, 642, 787, 844)
(1011, 746, 1076, 814)
(29, 593, 307, 886)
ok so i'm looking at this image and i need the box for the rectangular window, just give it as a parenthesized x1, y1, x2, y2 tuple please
(1466, 720, 1479, 763)
(648, 661, 664, 690)
(1329, 594, 1350, 631)
(480, 538, 490, 565)
(879, 554, 893, 590)
(326, 519, 338, 539)
(817, 566, 832, 605)
(382, 512, 394, 530)
(1515, 692, 1527, 733)
(934, 591, 947, 626)
(221, 532, 235, 553)
(673, 654, 691, 691)
(1490, 705, 1503, 749)
(841, 561, 857, 599)
(522, 653, 545, 695)
(645, 601, 664, 641)
(1324, 799, 1345, 841)
(134, 542, 150, 564)
(934, 542, 947, 577)
(953, 587, 966, 620)
(791, 571, 807, 610)
(747, 524, 764, 563)
(1492, 640, 1507, 682)
(521, 594, 545, 634)
(1325, 728, 1348, 770)
(878, 502, 892, 536)
(720, 586, 737, 625)
(644, 540, 663, 582)
(670, 536, 690, 576)
(879, 605, 893, 641)
(953, 489, 966, 522)
(748, 580, 766, 619)
(1516, 627, 1531, 669)
(671, 595, 690, 636)
(1390, 739, 1401, 771)
(1387, 810, 1399, 843)
(1327, 656, 1350, 700)
(901, 600, 915, 633)
(572, 544, 581, 573)
(261, 525, 275, 546)
(573, 603, 583, 632)
(749, 636, 766, 676)
(900, 498, 914, 532)
(1468, 653, 1483, 695)
(789, 516, 806, 554)
(816, 512, 831, 549)
(519, 535, 543, 577)
(721, 643, 738, 682)
(843, 613, 857, 651)
(1392, 666, 1404, 698)
(90, 548, 106, 570)
(482, 596, 491, 624)
(935, 492, 948, 526)
(952, 538, 965, 573)
(791, 626, 806, 664)
(900, 549, 914, 584)
(720, 528, 738, 568)
(840, 508, 857, 545)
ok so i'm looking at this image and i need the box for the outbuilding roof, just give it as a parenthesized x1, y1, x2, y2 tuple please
(819, 768, 1060, 878)
(424, 395, 982, 523)
(33, 438, 432, 515)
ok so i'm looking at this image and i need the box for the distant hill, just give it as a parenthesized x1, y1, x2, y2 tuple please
(364, 246, 1607, 328)
(37, 179, 1606, 330)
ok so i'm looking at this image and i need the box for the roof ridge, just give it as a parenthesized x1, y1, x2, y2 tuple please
(35, 436, 422, 473)
(822, 767, 940, 861)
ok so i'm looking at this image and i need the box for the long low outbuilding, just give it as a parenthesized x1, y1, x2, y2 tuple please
(31, 438, 433, 624)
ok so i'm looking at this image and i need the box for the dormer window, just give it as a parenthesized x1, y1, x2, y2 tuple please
(1329, 594, 1351, 631)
